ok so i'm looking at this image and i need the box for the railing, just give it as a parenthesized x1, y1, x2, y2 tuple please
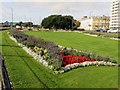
(0, 52, 12, 90)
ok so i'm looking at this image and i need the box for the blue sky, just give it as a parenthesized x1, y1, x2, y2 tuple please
(1, 0, 111, 24)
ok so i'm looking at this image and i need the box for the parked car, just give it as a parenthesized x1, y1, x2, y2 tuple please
(94, 29, 107, 32)
(77, 28, 85, 31)
(107, 30, 120, 33)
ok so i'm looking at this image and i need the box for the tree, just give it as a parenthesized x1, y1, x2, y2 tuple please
(15, 21, 23, 26)
(95, 25, 98, 29)
(73, 20, 80, 30)
(41, 15, 74, 30)
(4, 21, 9, 25)
(22, 22, 33, 27)
(16, 22, 33, 27)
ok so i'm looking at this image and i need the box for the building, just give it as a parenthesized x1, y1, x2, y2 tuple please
(79, 15, 110, 30)
(79, 16, 93, 30)
(16, 25, 22, 30)
(110, 0, 120, 30)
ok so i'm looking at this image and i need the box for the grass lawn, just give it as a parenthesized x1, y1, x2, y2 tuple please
(0, 30, 119, 88)
(24, 30, 119, 63)
(58, 66, 118, 88)
(1, 31, 58, 88)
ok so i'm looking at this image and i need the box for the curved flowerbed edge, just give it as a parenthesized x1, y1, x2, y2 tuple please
(8, 32, 119, 74)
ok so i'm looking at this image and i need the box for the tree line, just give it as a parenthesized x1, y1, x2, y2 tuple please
(15, 21, 41, 29)
(16, 22, 33, 27)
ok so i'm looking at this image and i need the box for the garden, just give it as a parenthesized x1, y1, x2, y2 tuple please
(24, 30, 119, 62)
(9, 30, 119, 73)
(0, 30, 119, 88)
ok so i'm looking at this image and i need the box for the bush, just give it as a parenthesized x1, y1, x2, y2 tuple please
(95, 55, 103, 61)
(90, 52, 96, 60)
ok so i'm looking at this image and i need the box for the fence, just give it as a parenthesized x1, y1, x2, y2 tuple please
(0, 52, 12, 90)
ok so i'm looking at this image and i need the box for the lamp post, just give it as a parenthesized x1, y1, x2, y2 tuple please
(11, 8, 13, 30)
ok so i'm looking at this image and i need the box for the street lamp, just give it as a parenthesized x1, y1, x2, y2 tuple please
(11, 8, 13, 30)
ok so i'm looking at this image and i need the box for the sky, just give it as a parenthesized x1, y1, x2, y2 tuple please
(0, 0, 111, 24)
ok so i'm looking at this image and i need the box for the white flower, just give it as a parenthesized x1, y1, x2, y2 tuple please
(48, 65, 53, 70)
(44, 49, 47, 53)
(54, 71, 58, 74)
(59, 70, 64, 74)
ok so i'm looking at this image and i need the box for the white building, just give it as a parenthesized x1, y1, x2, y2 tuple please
(79, 17, 93, 30)
(79, 16, 110, 30)
(110, 0, 120, 30)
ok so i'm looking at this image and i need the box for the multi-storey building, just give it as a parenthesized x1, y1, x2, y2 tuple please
(110, 0, 120, 30)
(79, 15, 110, 30)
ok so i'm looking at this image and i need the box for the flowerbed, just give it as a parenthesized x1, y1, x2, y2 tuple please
(61, 54, 94, 66)
(9, 30, 119, 73)
(9, 30, 63, 71)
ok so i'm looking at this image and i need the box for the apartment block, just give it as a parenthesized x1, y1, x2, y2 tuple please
(110, 0, 120, 30)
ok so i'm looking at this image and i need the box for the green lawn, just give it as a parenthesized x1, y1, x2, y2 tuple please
(0, 31, 119, 88)
(58, 66, 118, 88)
(24, 30, 119, 62)
(1, 31, 58, 88)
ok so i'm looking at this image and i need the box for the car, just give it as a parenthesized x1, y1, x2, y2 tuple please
(77, 28, 85, 31)
(94, 29, 106, 32)
(107, 30, 120, 33)
(94, 29, 102, 32)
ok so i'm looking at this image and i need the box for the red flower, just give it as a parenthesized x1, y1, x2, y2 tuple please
(61, 53, 95, 66)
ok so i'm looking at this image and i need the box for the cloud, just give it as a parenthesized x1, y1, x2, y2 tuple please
(1, 0, 111, 2)
(50, 3, 71, 14)
(1, 1, 111, 24)
(0, 3, 2, 21)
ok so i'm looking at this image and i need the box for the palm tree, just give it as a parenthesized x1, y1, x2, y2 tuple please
(88, 24, 91, 30)
(95, 25, 98, 29)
